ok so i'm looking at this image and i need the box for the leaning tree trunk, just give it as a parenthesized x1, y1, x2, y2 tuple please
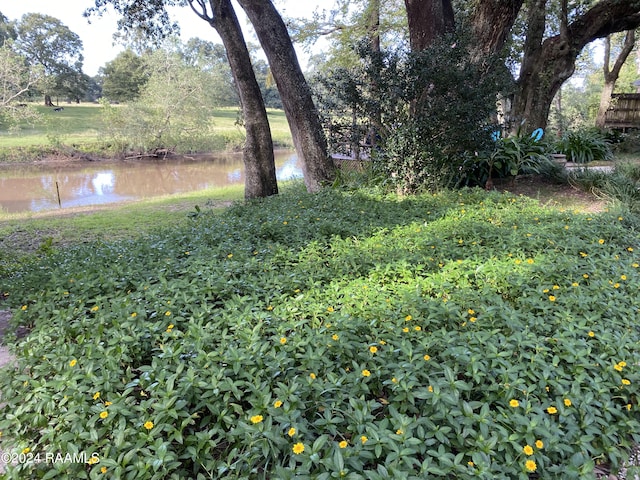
(512, 0, 640, 132)
(404, 0, 454, 52)
(236, 0, 335, 192)
(210, 0, 277, 199)
(44, 94, 54, 107)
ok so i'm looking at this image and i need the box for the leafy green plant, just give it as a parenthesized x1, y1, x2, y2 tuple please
(487, 130, 552, 181)
(1, 187, 639, 479)
(556, 129, 613, 164)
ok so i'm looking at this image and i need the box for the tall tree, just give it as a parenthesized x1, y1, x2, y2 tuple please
(236, 0, 336, 192)
(100, 49, 148, 103)
(0, 12, 17, 47)
(14, 13, 84, 106)
(512, 0, 640, 131)
(404, 0, 454, 51)
(89, 0, 278, 199)
(595, 30, 636, 128)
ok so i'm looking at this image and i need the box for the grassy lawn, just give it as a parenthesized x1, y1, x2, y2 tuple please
(0, 104, 292, 159)
(0, 182, 639, 479)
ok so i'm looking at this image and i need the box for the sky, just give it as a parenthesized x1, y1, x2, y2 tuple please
(0, 0, 326, 76)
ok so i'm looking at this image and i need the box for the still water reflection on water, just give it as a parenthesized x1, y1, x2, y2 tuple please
(0, 150, 302, 213)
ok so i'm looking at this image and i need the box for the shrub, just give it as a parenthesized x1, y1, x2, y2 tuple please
(556, 129, 613, 164)
(1, 188, 640, 479)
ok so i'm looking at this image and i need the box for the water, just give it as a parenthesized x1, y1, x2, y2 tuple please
(0, 150, 302, 213)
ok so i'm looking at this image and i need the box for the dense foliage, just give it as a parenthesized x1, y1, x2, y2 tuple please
(1, 186, 639, 479)
(313, 38, 512, 192)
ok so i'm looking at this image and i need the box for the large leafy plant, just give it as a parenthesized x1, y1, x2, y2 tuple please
(487, 129, 552, 181)
(556, 129, 613, 164)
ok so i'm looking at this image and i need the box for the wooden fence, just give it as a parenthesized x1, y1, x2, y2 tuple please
(604, 93, 640, 130)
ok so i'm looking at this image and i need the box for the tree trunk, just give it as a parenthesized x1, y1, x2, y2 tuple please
(513, 0, 640, 132)
(595, 31, 636, 128)
(209, 0, 278, 199)
(404, 0, 454, 52)
(469, 0, 524, 60)
(44, 94, 53, 106)
(236, 0, 335, 193)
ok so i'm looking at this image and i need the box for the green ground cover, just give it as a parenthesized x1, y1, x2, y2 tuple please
(0, 184, 639, 479)
(0, 105, 292, 161)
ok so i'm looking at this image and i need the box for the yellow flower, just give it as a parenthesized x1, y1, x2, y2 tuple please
(361, 435, 368, 444)
(392, 377, 398, 383)
(101, 466, 107, 474)
(69, 359, 77, 367)
(21, 305, 27, 311)
(469, 316, 477, 323)
(91, 305, 99, 312)
(266, 305, 273, 311)
(22, 447, 30, 454)
(564, 398, 572, 407)
(467, 309, 475, 315)
(130, 312, 137, 317)
(280, 337, 287, 345)
(166, 324, 174, 332)
(526, 258, 534, 264)
(583, 273, 589, 278)
(144, 421, 154, 430)
(588, 331, 595, 337)
(396, 429, 403, 435)
(414, 325, 421, 331)
(428, 385, 433, 392)
(468, 461, 475, 467)
(405, 315, 412, 321)
(309, 373, 316, 380)
(572, 282, 579, 287)
(332, 334, 339, 341)
(525, 460, 537, 472)
(535, 440, 544, 449)
(615, 363, 623, 371)
(552, 285, 560, 290)
(509, 399, 520, 408)
(548, 295, 556, 302)
(627, 404, 632, 411)
(543, 288, 549, 293)
(515, 259, 522, 265)
(274, 400, 283, 408)
(93, 392, 100, 400)
(292, 442, 305, 454)
(621, 275, 627, 281)
(250, 415, 264, 424)
(99, 411, 108, 419)
(622, 379, 631, 385)
(362, 369, 371, 377)
(619, 361, 627, 367)
(547, 406, 557, 414)
(369, 346, 378, 354)
(423, 354, 431, 361)
(227, 253, 233, 258)
(633, 263, 639, 268)
(599, 239, 605, 244)
(402, 327, 409, 333)
(523, 445, 534, 456)
(327, 306, 334, 313)
(288, 427, 296, 437)
(88, 455, 99, 465)
(339, 440, 348, 448)
(104, 401, 113, 406)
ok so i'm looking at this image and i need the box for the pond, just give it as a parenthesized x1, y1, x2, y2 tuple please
(0, 150, 302, 214)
